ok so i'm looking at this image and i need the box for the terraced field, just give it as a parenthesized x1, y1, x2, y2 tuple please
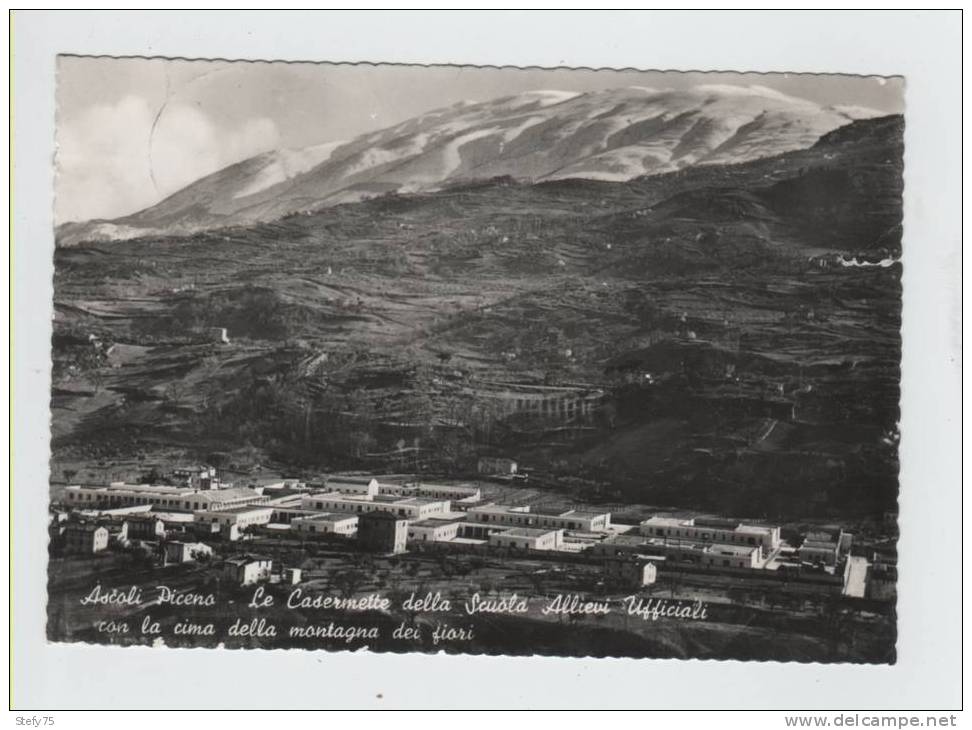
(51, 116, 903, 524)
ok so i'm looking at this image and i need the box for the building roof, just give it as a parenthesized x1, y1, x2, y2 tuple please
(269, 506, 319, 515)
(414, 482, 479, 492)
(305, 490, 363, 500)
(295, 512, 358, 523)
(200, 504, 273, 514)
(735, 524, 775, 536)
(124, 513, 165, 522)
(409, 518, 464, 528)
(602, 534, 649, 546)
(641, 516, 687, 527)
(570, 510, 611, 519)
(643, 515, 777, 535)
(196, 487, 262, 504)
(693, 516, 740, 529)
(708, 544, 759, 556)
(371, 494, 448, 505)
(105, 483, 194, 494)
(382, 482, 419, 491)
(641, 537, 757, 556)
(83, 504, 154, 516)
(310, 492, 447, 506)
(532, 506, 572, 517)
(359, 510, 407, 522)
(326, 477, 378, 489)
(496, 527, 561, 538)
(469, 504, 530, 514)
(264, 493, 305, 505)
(149, 511, 195, 522)
(643, 537, 705, 549)
(372, 494, 406, 503)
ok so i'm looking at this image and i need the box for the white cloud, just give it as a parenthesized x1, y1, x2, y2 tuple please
(56, 95, 156, 223)
(56, 95, 280, 224)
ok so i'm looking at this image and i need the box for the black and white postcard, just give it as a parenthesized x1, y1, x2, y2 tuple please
(10, 10, 963, 712)
(48, 57, 904, 662)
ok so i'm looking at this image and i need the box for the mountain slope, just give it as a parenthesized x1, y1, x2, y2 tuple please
(51, 115, 902, 521)
(56, 85, 880, 246)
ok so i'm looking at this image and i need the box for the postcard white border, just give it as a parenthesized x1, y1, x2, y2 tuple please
(10, 9, 963, 709)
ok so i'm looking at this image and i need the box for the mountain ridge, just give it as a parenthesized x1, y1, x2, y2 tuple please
(56, 85, 882, 247)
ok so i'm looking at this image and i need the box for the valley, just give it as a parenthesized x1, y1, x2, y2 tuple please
(51, 114, 903, 526)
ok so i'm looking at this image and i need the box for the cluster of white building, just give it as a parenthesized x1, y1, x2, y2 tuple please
(62, 472, 864, 586)
(58, 476, 783, 566)
(56, 473, 618, 556)
(640, 516, 780, 562)
(591, 515, 786, 569)
(272, 477, 614, 553)
(593, 515, 860, 577)
(62, 483, 269, 513)
(299, 492, 452, 521)
(292, 513, 359, 537)
(54, 465, 889, 604)
(465, 504, 612, 533)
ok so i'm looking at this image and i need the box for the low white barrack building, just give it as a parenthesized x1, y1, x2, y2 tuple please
(639, 515, 780, 556)
(194, 505, 274, 531)
(468, 504, 611, 533)
(300, 491, 451, 520)
(379, 481, 482, 503)
(407, 518, 464, 543)
(63, 483, 269, 513)
(322, 476, 379, 496)
(594, 533, 762, 569)
(291, 513, 359, 537)
(488, 527, 563, 551)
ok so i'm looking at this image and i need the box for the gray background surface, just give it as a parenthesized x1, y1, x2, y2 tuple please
(11, 9, 963, 710)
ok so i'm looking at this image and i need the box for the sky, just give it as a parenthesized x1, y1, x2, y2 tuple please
(55, 56, 905, 224)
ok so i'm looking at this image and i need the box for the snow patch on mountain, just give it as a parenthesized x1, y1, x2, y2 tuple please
(57, 85, 889, 246)
(233, 141, 345, 199)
